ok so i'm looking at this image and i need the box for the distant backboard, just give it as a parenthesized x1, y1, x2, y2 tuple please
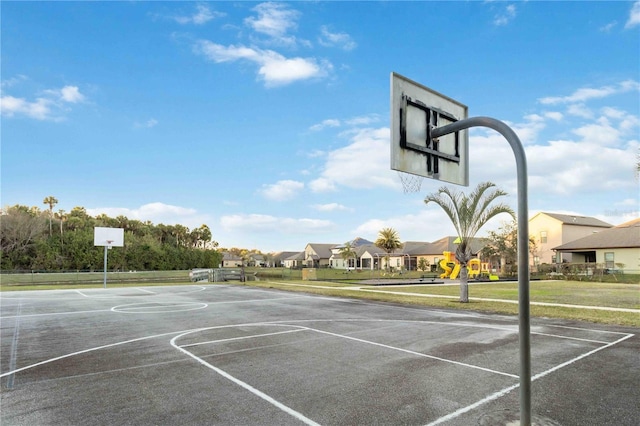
(391, 72, 469, 187)
(94, 227, 124, 247)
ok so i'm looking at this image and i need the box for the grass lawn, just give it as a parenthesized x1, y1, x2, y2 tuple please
(2, 275, 638, 327)
(232, 279, 640, 327)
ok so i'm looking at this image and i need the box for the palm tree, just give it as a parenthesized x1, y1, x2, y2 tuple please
(425, 182, 514, 302)
(374, 228, 402, 272)
(338, 241, 357, 271)
(43, 196, 58, 236)
(57, 209, 66, 248)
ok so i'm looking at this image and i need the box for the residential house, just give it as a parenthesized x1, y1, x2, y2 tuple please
(529, 212, 613, 264)
(329, 237, 374, 269)
(272, 251, 301, 267)
(221, 252, 243, 268)
(553, 218, 640, 273)
(304, 243, 337, 268)
(283, 252, 305, 269)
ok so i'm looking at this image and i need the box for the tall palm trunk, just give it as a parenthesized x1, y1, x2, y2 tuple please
(456, 243, 472, 303)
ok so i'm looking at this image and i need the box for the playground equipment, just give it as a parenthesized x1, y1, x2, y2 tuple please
(440, 252, 499, 280)
(439, 251, 461, 279)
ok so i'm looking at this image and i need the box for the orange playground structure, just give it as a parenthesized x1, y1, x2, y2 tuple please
(439, 251, 498, 280)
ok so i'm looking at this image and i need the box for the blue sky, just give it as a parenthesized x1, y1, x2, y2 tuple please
(2, 1, 639, 252)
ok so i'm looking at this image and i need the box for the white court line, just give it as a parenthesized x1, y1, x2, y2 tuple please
(0, 309, 113, 320)
(135, 287, 156, 294)
(307, 327, 518, 379)
(171, 328, 320, 426)
(0, 329, 203, 379)
(171, 321, 517, 425)
(424, 332, 635, 426)
(180, 329, 307, 348)
(358, 288, 640, 313)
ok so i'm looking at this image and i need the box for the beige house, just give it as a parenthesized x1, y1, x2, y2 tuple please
(304, 243, 336, 268)
(529, 212, 613, 264)
(221, 252, 243, 268)
(553, 218, 640, 273)
(283, 252, 305, 268)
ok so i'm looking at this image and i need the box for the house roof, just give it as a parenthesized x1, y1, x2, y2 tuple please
(284, 252, 305, 261)
(356, 244, 387, 257)
(222, 252, 242, 260)
(272, 251, 300, 260)
(534, 212, 613, 228)
(306, 243, 336, 258)
(334, 237, 374, 249)
(554, 218, 640, 251)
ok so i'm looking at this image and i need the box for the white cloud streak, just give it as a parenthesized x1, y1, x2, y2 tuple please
(260, 180, 305, 201)
(174, 3, 224, 25)
(194, 40, 331, 87)
(625, 1, 640, 28)
(318, 25, 357, 50)
(1, 84, 86, 121)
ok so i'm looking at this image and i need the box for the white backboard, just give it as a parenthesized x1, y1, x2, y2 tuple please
(391, 72, 469, 186)
(94, 227, 124, 247)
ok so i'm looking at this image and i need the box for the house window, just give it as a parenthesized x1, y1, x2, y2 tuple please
(540, 231, 547, 244)
(604, 252, 614, 269)
(533, 256, 540, 266)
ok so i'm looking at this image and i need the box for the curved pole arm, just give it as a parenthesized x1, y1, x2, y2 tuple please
(432, 116, 532, 426)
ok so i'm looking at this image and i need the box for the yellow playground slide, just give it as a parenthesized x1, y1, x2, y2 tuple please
(449, 263, 461, 279)
(439, 259, 452, 278)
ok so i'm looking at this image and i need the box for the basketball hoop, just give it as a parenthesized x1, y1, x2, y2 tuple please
(106, 240, 114, 249)
(398, 171, 424, 194)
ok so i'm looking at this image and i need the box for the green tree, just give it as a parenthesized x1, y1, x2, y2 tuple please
(43, 196, 58, 236)
(425, 182, 514, 302)
(482, 221, 538, 276)
(375, 228, 402, 271)
(338, 241, 357, 270)
(417, 257, 430, 272)
(0, 205, 48, 269)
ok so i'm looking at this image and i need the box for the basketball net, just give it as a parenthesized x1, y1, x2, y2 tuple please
(397, 171, 424, 194)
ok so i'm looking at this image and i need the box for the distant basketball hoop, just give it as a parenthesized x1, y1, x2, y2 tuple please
(94, 227, 124, 288)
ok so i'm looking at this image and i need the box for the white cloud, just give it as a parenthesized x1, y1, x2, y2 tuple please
(625, 1, 640, 29)
(0, 95, 53, 120)
(194, 40, 331, 87)
(310, 127, 397, 192)
(318, 25, 357, 50)
(538, 80, 640, 105)
(543, 111, 563, 122)
(345, 114, 380, 126)
(309, 114, 379, 131)
(566, 103, 593, 119)
(311, 203, 353, 212)
(174, 3, 224, 25)
(494, 4, 517, 26)
(244, 2, 300, 45)
(1, 84, 86, 121)
(599, 21, 617, 32)
(220, 213, 334, 234)
(260, 179, 304, 201)
(309, 118, 341, 131)
(134, 118, 159, 129)
(59, 86, 85, 103)
(308, 177, 337, 192)
(87, 202, 210, 230)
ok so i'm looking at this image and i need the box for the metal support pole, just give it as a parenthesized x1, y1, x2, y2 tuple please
(103, 246, 108, 289)
(432, 116, 531, 425)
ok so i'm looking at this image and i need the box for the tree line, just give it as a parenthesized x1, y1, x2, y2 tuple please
(1, 200, 222, 271)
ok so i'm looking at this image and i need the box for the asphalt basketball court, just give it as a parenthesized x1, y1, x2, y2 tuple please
(1, 284, 638, 425)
